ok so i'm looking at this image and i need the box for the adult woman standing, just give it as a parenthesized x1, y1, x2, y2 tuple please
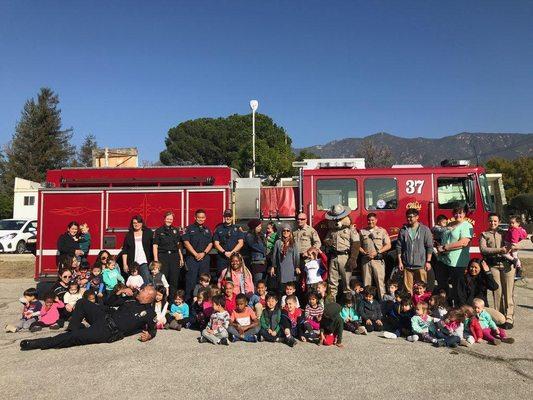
(244, 219, 267, 286)
(480, 213, 516, 329)
(457, 258, 506, 325)
(57, 221, 84, 258)
(153, 212, 184, 302)
(217, 253, 255, 297)
(436, 205, 473, 306)
(121, 215, 153, 284)
(271, 224, 300, 293)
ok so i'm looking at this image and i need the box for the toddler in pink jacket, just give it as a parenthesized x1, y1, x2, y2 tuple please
(30, 293, 64, 332)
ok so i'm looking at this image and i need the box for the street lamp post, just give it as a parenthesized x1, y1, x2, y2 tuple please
(249, 100, 258, 177)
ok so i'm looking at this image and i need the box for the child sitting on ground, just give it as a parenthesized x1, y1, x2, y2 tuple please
(381, 280, 399, 315)
(29, 293, 64, 332)
(461, 305, 481, 345)
(320, 302, 344, 347)
(5, 288, 41, 333)
(258, 293, 282, 342)
(77, 261, 90, 288)
(168, 290, 190, 330)
(198, 294, 230, 346)
(85, 265, 104, 301)
(411, 281, 432, 307)
(383, 296, 414, 339)
(317, 281, 335, 306)
(434, 308, 464, 348)
(102, 257, 125, 294)
(281, 295, 303, 347)
(341, 294, 366, 335)
(248, 280, 268, 318)
(409, 301, 438, 343)
(63, 282, 83, 314)
(154, 287, 168, 330)
(357, 286, 383, 333)
(223, 281, 237, 315)
(429, 294, 449, 319)
(281, 281, 300, 309)
(301, 292, 323, 343)
(190, 291, 207, 330)
(349, 278, 364, 306)
(473, 298, 514, 345)
(228, 293, 260, 342)
(193, 272, 211, 302)
(126, 263, 144, 291)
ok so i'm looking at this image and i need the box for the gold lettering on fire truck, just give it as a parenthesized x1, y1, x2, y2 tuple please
(406, 201, 422, 210)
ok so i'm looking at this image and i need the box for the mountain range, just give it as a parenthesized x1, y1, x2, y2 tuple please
(296, 132, 532, 166)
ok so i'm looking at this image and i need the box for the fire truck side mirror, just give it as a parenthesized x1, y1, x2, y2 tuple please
(466, 176, 476, 211)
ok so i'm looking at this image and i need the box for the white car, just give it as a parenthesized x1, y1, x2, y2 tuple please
(0, 219, 38, 254)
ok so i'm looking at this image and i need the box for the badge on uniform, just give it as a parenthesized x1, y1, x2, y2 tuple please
(140, 311, 147, 317)
(173, 229, 177, 234)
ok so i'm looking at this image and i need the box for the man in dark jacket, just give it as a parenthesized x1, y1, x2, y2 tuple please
(396, 208, 433, 294)
(20, 286, 157, 350)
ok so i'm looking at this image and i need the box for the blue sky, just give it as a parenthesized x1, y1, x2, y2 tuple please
(1, 0, 532, 162)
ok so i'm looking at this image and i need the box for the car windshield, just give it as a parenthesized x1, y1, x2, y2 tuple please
(0, 220, 25, 230)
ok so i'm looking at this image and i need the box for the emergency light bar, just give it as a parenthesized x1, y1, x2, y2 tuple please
(440, 159, 471, 167)
(292, 158, 366, 170)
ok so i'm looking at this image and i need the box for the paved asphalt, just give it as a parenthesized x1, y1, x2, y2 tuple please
(1, 278, 532, 400)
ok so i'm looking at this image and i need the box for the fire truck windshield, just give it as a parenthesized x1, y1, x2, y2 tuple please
(478, 173, 495, 212)
(437, 177, 476, 210)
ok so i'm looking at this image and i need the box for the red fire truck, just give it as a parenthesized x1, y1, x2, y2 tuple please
(35, 159, 495, 280)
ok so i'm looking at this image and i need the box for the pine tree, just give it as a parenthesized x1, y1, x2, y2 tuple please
(6, 88, 74, 184)
(78, 134, 98, 167)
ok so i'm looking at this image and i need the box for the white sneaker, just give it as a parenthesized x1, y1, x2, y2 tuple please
(382, 331, 397, 339)
(407, 335, 419, 342)
(5, 324, 17, 333)
(357, 326, 368, 335)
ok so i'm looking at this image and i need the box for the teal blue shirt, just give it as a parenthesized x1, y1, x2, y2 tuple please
(340, 306, 360, 322)
(442, 221, 473, 268)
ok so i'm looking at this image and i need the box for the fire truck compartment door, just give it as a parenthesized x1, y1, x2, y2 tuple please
(106, 191, 184, 230)
(186, 189, 226, 231)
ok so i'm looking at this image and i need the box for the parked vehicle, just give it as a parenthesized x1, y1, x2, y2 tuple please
(0, 219, 38, 254)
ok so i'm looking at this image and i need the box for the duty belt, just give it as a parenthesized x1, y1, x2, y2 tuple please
(104, 315, 124, 343)
(333, 249, 350, 256)
(162, 250, 179, 254)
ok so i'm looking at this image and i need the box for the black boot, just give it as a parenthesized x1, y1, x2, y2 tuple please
(20, 339, 40, 351)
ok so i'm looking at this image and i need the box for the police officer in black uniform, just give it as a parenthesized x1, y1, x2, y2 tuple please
(182, 209, 213, 302)
(20, 286, 157, 350)
(213, 209, 244, 277)
(153, 211, 184, 301)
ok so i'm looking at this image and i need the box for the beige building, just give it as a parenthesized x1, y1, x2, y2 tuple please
(92, 147, 138, 168)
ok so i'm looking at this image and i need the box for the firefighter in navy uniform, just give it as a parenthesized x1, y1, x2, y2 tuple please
(213, 209, 244, 277)
(182, 209, 213, 301)
(20, 286, 157, 350)
(153, 211, 184, 301)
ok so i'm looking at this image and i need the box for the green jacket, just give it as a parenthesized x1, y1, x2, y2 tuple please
(411, 315, 436, 334)
(260, 308, 281, 333)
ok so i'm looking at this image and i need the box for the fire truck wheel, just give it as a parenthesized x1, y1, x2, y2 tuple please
(15, 240, 27, 254)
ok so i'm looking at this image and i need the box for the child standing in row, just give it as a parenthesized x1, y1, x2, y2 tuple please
(5, 288, 42, 333)
(149, 261, 170, 297)
(199, 295, 230, 346)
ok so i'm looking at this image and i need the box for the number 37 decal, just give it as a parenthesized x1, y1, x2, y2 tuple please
(405, 180, 424, 194)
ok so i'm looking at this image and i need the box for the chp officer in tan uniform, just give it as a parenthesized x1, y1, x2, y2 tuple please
(293, 212, 321, 261)
(359, 213, 391, 300)
(323, 204, 360, 300)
